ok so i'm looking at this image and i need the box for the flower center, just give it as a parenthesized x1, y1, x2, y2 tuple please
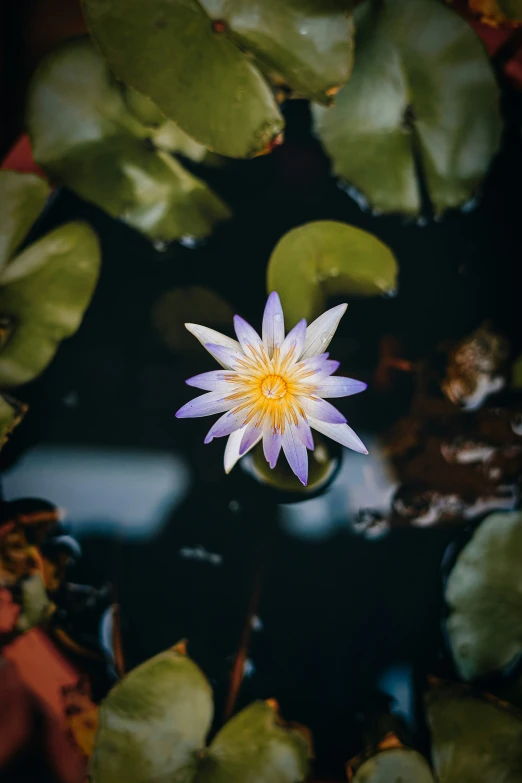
(261, 374, 287, 399)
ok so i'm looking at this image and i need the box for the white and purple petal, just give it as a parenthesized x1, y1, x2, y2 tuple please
(233, 315, 263, 354)
(204, 408, 249, 443)
(175, 390, 234, 419)
(299, 395, 346, 424)
(262, 292, 285, 358)
(186, 370, 235, 392)
(281, 425, 308, 486)
(240, 420, 264, 455)
(224, 426, 262, 473)
(307, 415, 368, 454)
(279, 318, 307, 364)
(185, 323, 240, 368)
(300, 303, 347, 360)
(263, 423, 282, 468)
(204, 342, 244, 370)
(294, 411, 314, 450)
(314, 377, 367, 398)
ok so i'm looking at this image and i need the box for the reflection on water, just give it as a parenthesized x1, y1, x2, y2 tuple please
(280, 435, 397, 540)
(2, 446, 190, 539)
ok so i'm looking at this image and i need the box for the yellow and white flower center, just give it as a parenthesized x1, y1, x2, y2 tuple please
(261, 374, 287, 399)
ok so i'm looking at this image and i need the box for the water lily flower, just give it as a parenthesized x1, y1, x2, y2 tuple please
(176, 292, 368, 485)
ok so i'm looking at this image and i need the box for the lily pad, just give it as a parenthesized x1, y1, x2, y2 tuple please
(0, 394, 27, 450)
(27, 37, 230, 242)
(83, 0, 283, 158)
(425, 684, 522, 782)
(0, 171, 49, 275)
(90, 644, 309, 783)
(351, 749, 435, 783)
(313, 0, 502, 216)
(197, 0, 355, 103)
(152, 287, 234, 354)
(266, 220, 398, 325)
(445, 511, 522, 681)
(0, 218, 101, 388)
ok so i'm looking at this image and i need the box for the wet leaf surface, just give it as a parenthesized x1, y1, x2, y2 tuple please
(266, 220, 398, 326)
(27, 38, 230, 242)
(313, 0, 502, 215)
(0, 171, 49, 275)
(445, 510, 522, 680)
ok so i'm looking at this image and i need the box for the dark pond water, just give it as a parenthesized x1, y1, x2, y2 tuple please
(1, 99, 521, 778)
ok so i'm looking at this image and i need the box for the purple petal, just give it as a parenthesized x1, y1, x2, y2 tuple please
(308, 415, 368, 454)
(301, 304, 347, 360)
(282, 426, 308, 485)
(301, 354, 340, 378)
(233, 315, 263, 354)
(186, 370, 234, 392)
(204, 408, 249, 443)
(240, 421, 264, 455)
(262, 292, 285, 358)
(314, 377, 367, 398)
(299, 396, 346, 424)
(279, 318, 307, 365)
(294, 413, 314, 450)
(205, 343, 243, 369)
(263, 425, 282, 468)
(185, 323, 240, 368)
(176, 391, 233, 419)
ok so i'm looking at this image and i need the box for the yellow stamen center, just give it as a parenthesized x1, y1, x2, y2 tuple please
(261, 374, 287, 399)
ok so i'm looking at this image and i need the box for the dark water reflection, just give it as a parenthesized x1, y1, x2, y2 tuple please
(1, 100, 521, 777)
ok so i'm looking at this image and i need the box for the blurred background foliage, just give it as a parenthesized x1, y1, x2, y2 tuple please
(1, 0, 522, 781)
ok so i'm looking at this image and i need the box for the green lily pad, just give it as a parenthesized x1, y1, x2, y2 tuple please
(27, 37, 230, 242)
(0, 171, 49, 275)
(83, 0, 284, 158)
(0, 394, 27, 451)
(351, 749, 435, 783)
(197, 0, 355, 104)
(425, 684, 522, 782)
(266, 220, 398, 326)
(313, 0, 502, 215)
(0, 219, 101, 387)
(152, 286, 234, 354)
(445, 511, 522, 681)
(90, 644, 309, 783)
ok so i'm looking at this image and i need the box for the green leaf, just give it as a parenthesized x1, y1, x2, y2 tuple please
(0, 171, 49, 274)
(200, 701, 309, 783)
(351, 749, 435, 783)
(197, 0, 355, 104)
(27, 38, 230, 242)
(16, 573, 52, 633)
(90, 646, 213, 783)
(266, 220, 398, 326)
(90, 645, 309, 783)
(0, 221, 101, 387)
(313, 0, 502, 215)
(152, 286, 234, 353)
(82, 0, 284, 158)
(425, 684, 522, 782)
(0, 394, 27, 450)
(445, 511, 522, 681)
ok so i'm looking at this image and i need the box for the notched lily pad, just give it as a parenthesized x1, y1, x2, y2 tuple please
(445, 510, 522, 681)
(198, 0, 355, 104)
(27, 37, 230, 242)
(313, 0, 502, 216)
(425, 682, 522, 782)
(266, 220, 398, 326)
(90, 644, 308, 783)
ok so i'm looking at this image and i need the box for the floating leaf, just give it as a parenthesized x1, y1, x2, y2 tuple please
(27, 38, 230, 242)
(425, 683, 522, 782)
(0, 394, 27, 450)
(351, 749, 435, 783)
(90, 644, 308, 783)
(83, 0, 283, 158)
(266, 220, 398, 325)
(0, 217, 101, 388)
(197, 0, 355, 103)
(152, 287, 234, 354)
(445, 511, 522, 680)
(0, 171, 49, 275)
(313, 0, 502, 215)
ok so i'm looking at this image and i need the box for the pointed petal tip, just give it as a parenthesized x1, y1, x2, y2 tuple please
(203, 434, 213, 444)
